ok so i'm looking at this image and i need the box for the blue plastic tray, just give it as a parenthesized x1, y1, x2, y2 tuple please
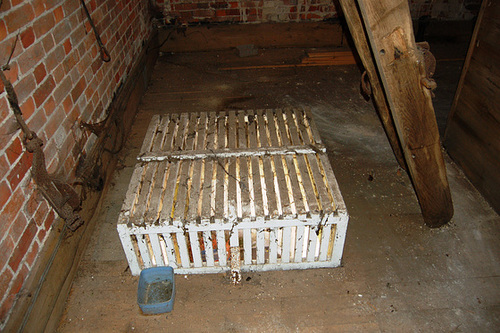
(137, 266, 175, 314)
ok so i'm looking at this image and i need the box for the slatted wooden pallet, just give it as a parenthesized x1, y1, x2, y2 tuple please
(117, 108, 348, 275)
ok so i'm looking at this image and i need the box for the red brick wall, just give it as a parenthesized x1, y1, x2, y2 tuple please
(156, 0, 338, 24)
(0, 0, 152, 327)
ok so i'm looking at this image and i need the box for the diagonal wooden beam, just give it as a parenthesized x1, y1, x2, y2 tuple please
(337, 0, 407, 170)
(354, 0, 453, 227)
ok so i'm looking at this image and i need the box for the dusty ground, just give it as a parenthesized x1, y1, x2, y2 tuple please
(58, 42, 499, 332)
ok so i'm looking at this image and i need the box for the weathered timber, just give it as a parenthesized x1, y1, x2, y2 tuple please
(160, 22, 343, 52)
(445, 0, 500, 213)
(356, 0, 453, 227)
(337, 0, 407, 170)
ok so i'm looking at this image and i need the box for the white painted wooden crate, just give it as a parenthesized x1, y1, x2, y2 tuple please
(117, 108, 348, 275)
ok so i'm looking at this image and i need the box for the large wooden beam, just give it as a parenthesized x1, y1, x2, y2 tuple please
(337, 0, 406, 170)
(355, 0, 453, 227)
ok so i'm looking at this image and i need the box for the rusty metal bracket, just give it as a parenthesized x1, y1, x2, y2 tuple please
(416, 41, 438, 93)
(1, 64, 83, 232)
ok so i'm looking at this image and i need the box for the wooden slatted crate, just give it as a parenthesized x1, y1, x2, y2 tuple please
(117, 108, 348, 275)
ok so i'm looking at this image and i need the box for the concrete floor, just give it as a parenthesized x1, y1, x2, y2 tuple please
(58, 43, 500, 332)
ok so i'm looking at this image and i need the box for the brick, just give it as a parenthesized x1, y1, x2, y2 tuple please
(0, 96, 8, 120)
(37, 228, 46, 243)
(45, 108, 66, 138)
(10, 73, 35, 105)
(25, 239, 39, 268)
(9, 211, 29, 245)
(52, 63, 65, 84)
(62, 95, 73, 114)
(0, 155, 9, 178)
(20, 97, 36, 120)
(4, 3, 35, 34)
(43, 209, 56, 231)
(6, 151, 33, 191)
(18, 41, 45, 75)
(0, 181, 12, 219)
(63, 51, 80, 75)
(26, 107, 47, 134)
(210, 2, 229, 9)
(30, 0, 46, 16)
(41, 33, 55, 54)
(43, 96, 56, 117)
(33, 200, 49, 227)
(44, 0, 61, 10)
(33, 75, 56, 108)
(20, 27, 36, 49)
(33, 12, 56, 38)
(25, 192, 40, 217)
(51, 20, 71, 45)
(8, 220, 36, 271)
(6, 137, 23, 164)
(62, 0, 80, 16)
(44, 45, 65, 72)
(11, 264, 29, 296)
(0, 269, 14, 301)
(52, 75, 72, 104)
(54, 6, 64, 23)
(71, 77, 87, 103)
(33, 63, 47, 84)
(63, 38, 72, 55)
(0, 20, 8, 40)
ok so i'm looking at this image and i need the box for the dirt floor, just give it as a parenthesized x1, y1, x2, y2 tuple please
(58, 37, 499, 332)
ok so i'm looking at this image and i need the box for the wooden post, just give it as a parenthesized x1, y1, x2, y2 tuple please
(337, 0, 407, 170)
(355, 0, 453, 227)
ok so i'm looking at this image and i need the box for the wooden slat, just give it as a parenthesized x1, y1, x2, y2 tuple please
(266, 109, 291, 217)
(243, 228, 252, 264)
(121, 166, 145, 215)
(176, 232, 191, 268)
(237, 112, 251, 220)
(149, 234, 165, 266)
(158, 160, 181, 223)
(216, 230, 227, 266)
(173, 114, 198, 222)
(189, 232, 203, 267)
(116, 226, 141, 275)
(132, 163, 157, 223)
(269, 228, 278, 264)
(306, 227, 318, 262)
(137, 234, 152, 268)
(162, 233, 178, 268)
(294, 225, 305, 263)
(161, 113, 179, 152)
(140, 114, 160, 154)
(319, 224, 332, 262)
(144, 161, 169, 222)
(203, 231, 215, 266)
(151, 115, 171, 152)
(281, 227, 291, 263)
(247, 112, 264, 218)
(170, 113, 186, 151)
(275, 109, 304, 217)
(257, 110, 278, 218)
(286, 108, 320, 216)
(256, 229, 265, 264)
